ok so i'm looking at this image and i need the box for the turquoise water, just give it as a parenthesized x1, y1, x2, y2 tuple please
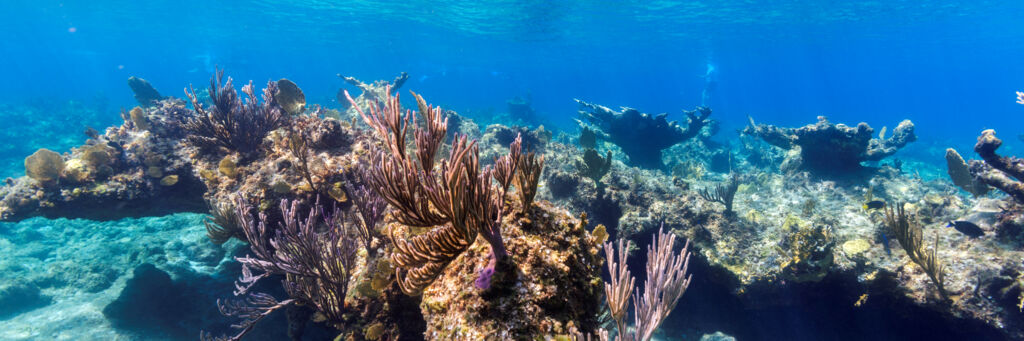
(1, 1, 1023, 340)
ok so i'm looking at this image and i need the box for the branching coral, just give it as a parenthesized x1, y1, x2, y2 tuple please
(203, 197, 360, 340)
(346, 88, 520, 295)
(598, 226, 692, 341)
(337, 72, 409, 113)
(698, 173, 740, 215)
(575, 99, 711, 169)
(514, 150, 544, 208)
(743, 116, 915, 175)
(204, 199, 243, 245)
(347, 178, 387, 257)
(285, 119, 327, 196)
(183, 69, 288, 155)
(577, 149, 613, 185)
(966, 130, 1024, 203)
(885, 202, 948, 301)
(201, 293, 295, 341)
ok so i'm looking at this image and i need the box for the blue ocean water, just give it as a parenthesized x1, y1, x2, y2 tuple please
(2, 1, 1023, 158)
(2, 1, 1024, 340)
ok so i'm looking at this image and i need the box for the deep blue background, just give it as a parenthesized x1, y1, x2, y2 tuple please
(1, 0, 1023, 153)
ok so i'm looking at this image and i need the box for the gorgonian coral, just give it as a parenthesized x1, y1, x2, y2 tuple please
(24, 148, 65, 184)
(202, 197, 360, 341)
(183, 69, 288, 155)
(346, 88, 521, 295)
(596, 226, 692, 341)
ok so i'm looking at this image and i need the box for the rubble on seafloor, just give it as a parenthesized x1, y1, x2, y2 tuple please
(2, 73, 1024, 340)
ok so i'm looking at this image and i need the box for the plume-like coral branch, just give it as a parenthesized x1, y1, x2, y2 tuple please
(182, 69, 288, 154)
(203, 197, 360, 339)
(885, 202, 948, 301)
(347, 88, 516, 295)
(599, 226, 692, 341)
(200, 293, 296, 341)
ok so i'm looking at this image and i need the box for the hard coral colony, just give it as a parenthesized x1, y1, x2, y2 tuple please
(5, 68, 1024, 341)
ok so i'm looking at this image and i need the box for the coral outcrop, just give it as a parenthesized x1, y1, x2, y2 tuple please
(420, 201, 603, 339)
(963, 129, 1024, 203)
(575, 99, 711, 169)
(743, 116, 916, 176)
(1, 98, 204, 221)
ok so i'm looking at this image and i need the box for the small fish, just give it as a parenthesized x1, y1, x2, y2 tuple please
(863, 200, 885, 210)
(947, 220, 985, 238)
(880, 232, 891, 256)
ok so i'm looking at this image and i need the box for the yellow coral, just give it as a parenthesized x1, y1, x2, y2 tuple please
(160, 175, 179, 186)
(854, 293, 869, 307)
(25, 148, 64, 183)
(80, 144, 112, 169)
(745, 209, 762, 224)
(328, 182, 348, 202)
(200, 169, 217, 181)
(218, 156, 237, 178)
(590, 224, 608, 245)
(129, 106, 150, 131)
(363, 322, 385, 340)
(63, 159, 89, 183)
(370, 259, 393, 291)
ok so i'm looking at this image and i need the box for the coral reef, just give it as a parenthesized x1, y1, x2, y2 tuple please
(7, 72, 1024, 340)
(575, 99, 711, 169)
(538, 131, 1022, 338)
(420, 200, 603, 339)
(0, 98, 206, 221)
(743, 116, 916, 176)
(202, 198, 361, 341)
